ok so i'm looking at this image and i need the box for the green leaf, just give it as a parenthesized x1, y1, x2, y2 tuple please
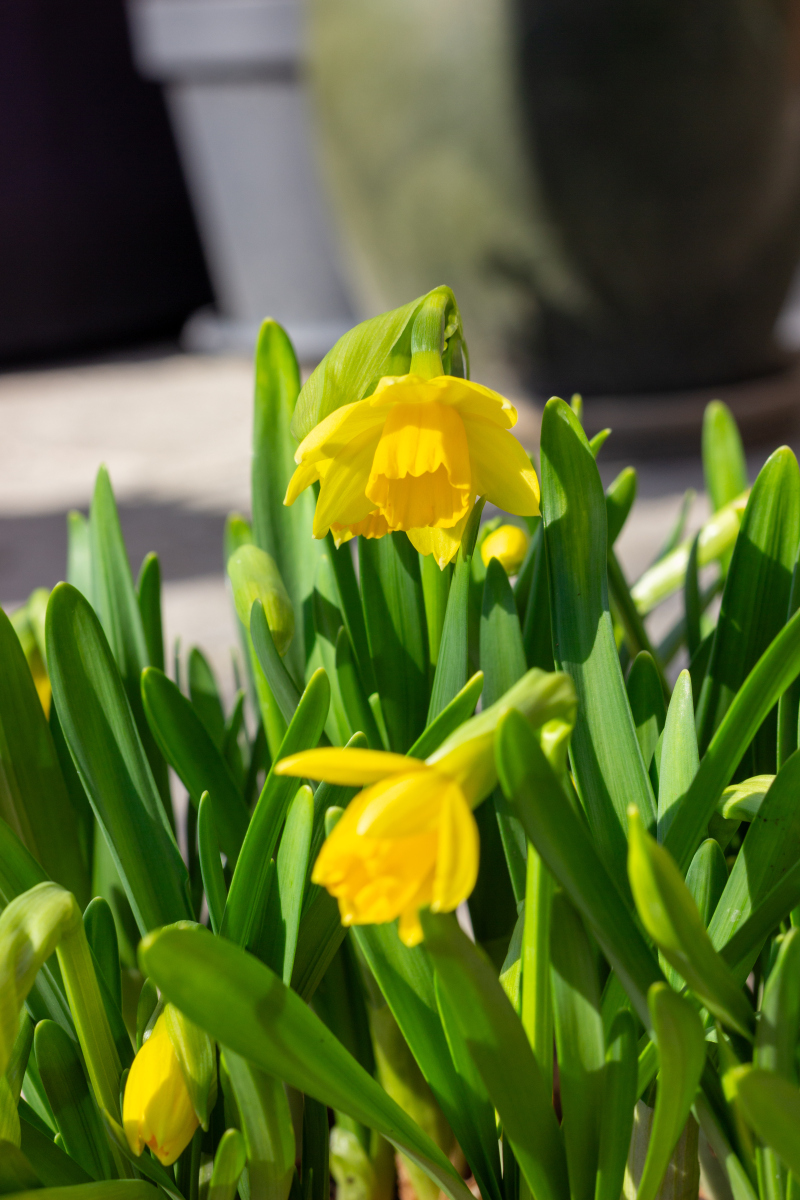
(754, 928, 800, 1196)
(67, 510, 93, 601)
(696, 448, 800, 770)
(46, 584, 191, 933)
(521, 523, 554, 673)
(290, 888, 347, 1004)
(140, 924, 474, 1200)
(309, 555, 349, 742)
(521, 848, 553, 1090)
(251, 319, 321, 680)
(717, 775, 774, 822)
(83, 897, 121, 1013)
(209, 1127, 247, 1200)
(778, 554, 800, 770)
(728, 1067, 800, 1176)
(89, 466, 170, 810)
(657, 671, 698, 844)
(627, 810, 754, 1037)
(635, 984, 706, 1200)
(141, 666, 249, 867)
(0, 606, 89, 905)
(292, 287, 464, 441)
(407, 673, 483, 761)
(703, 401, 748, 515)
(335, 627, 383, 749)
(188, 647, 225, 748)
(34, 1019, 115, 1181)
(685, 840, 728, 928)
(222, 671, 329, 953)
(421, 554, 452, 673)
(720, 855, 800, 984)
(264, 784, 314, 983)
(198, 792, 227, 936)
(421, 911, 568, 1200)
(360, 534, 429, 752)
(135, 552, 164, 673)
(326, 537, 376, 697)
(355, 924, 502, 1200)
(684, 533, 702, 662)
(496, 709, 662, 1028)
(249, 599, 303, 727)
(0, 1142, 42, 1194)
(549, 893, 604, 1200)
(428, 502, 485, 721)
(606, 467, 637, 546)
(664, 603, 800, 874)
(626, 652, 666, 777)
(709, 752, 800, 951)
(19, 1115, 93, 1186)
(594, 1011, 638, 1200)
(607, 552, 666, 685)
(540, 397, 656, 880)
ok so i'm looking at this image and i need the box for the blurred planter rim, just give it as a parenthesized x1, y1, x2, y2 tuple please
(126, 0, 353, 362)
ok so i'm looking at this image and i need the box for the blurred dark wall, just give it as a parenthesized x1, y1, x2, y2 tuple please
(0, 0, 212, 363)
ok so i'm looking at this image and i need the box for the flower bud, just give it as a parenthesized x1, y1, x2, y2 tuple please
(227, 545, 294, 657)
(123, 1009, 203, 1166)
(480, 524, 529, 575)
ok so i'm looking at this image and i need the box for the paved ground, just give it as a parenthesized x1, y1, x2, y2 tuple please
(0, 345, 781, 703)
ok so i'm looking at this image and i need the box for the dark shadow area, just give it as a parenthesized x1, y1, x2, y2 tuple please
(0, 501, 227, 603)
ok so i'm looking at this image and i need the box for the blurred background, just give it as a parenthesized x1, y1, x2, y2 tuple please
(4, 0, 800, 690)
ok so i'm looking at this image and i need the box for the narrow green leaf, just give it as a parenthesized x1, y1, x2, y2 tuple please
(421, 911, 568, 1200)
(222, 671, 329, 952)
(497, 709, 662, 1028)
(594, 1011, 638, 1200)
(198, 792, 227, 936)
(141, 666, 248, 867)
(140, 924, 474, 1200)
(728, 1067, 800, 1176)
(34, 1019, 115, 1181)
(428, 502, 485, 722)
(703, 401, 748, 515)
(46, 584, 191, 933)
(355, 923, 502, 1200)
(550, 893, 604, 1200)
(627, 810, 754, 1037)
(19, 1115, 93, 1186)
(421, 553, 452, 673)
(709, 752, 800, 951)
(209, 1127, 247, 1200)
(606, 467, 637, 546)
(696, 448, 800, 770)
(684, 533, 702, 661)
(267, 784, 314, 983)
(83, 898, 121, 1013)
(626, 652, 666, 777)
(0, 607, 89, 905)
(512, 516, 540, 620)
(335, 627, 383, 749)
(665, 604, 800, 874)
(636, 984, 706, 1200)
(251, 319, 321, 681)
(326, 537, 376, 697)
(521, 523, 554, 673)
(521, 847, 553, 1091)
(250, 599, 303, 727)
(308, 555, 348, 742)
(685, 840, 728, 928)
(89, 466, 170, 809)
(407, 672, 483, 760)
(0, 1143, 42, 1194)
(607, 553, 667, 693)
(290, 888, 347, 1004)
(135, 552, 164, 674)
(66, 510, 93, 601)
(778, 553, 800, 769)
(657, 671, 698, 844)
(588, 428, 611, 456)
(754, 928, 800, 1195)
(188, 647, 225, 748)
(540, 397, 656, 880)
(302, 1097, 330, 1200)
(360, 534, 429, 752)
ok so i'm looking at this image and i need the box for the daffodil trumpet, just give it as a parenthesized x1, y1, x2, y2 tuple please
(284, 374, 540, 569)
(276, 669, 576, 946)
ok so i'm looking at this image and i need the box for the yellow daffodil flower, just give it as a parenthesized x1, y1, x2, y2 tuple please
(284, 374, 540, 568)
(480, 524, 530, 575)
(276, 668, 577, 946)
(123, 1011, 199, 1166)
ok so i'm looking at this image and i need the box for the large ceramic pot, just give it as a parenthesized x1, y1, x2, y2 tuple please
(307, 0, 800, 400)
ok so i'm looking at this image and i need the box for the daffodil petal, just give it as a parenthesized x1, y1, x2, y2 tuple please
(406, 508, 471, 568)
(398, 906, 425, 946)
(355, 771, 445, 837)
(463, 418, 540, 515)
(284, 457, 323, 506)
(275, 747, 424, 784)
(312, 428, 383, 538)
(431, 785, 480, 912)
(294, 397, 390, 464)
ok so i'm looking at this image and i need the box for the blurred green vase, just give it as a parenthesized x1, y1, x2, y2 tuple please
(307, 0, 800, 396)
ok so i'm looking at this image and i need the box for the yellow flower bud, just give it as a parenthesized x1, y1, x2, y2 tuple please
(480, 524, 530, 575)
(285, 374, 539, 569)
(123, 1011, 200, 1166)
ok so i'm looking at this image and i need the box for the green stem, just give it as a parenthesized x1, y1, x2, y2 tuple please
(521, 844, 554, 1096)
